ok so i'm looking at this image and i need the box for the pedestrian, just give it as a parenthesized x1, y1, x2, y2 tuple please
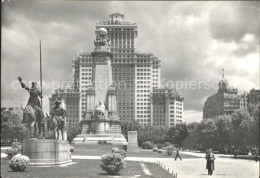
(253, 148, 258, 162)
(175, 147, 182, 161)
(248, 150, 252, 161)
(205, 149, 215, 175)
(234, 149, 238, 159)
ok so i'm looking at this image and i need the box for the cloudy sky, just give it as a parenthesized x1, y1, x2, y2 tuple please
(2, 1, 259, 123)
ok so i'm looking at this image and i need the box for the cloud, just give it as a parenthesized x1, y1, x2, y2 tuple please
(209, 1, 259, 43)
(1, 1, 259, 121)
(184, 110, 203, 123)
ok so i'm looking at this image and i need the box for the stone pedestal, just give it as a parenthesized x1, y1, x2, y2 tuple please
(127, 131, 139, 152)
(22, 139, 71, 166)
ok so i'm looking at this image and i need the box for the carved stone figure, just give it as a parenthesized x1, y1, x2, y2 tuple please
(93, 100, 106, 119)
(94, 28, 110, 49)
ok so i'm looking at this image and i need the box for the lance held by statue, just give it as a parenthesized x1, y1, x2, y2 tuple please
(18, 76, 45, 138)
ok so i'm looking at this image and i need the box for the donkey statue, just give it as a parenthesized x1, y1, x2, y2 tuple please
(46, 113, 65, 140)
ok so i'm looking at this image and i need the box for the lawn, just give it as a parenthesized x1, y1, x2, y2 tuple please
(1, 157, 173, 178)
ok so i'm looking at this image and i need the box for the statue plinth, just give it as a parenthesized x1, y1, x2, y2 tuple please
(22, 139, 71, 166)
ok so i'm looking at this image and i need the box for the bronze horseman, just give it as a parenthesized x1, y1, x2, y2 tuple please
(18, 76, 45, 138)
(47, 100, 66, 140)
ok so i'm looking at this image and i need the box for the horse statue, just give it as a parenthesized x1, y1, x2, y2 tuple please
(46, 113, 65, 140)
(22, 105, 45, 138)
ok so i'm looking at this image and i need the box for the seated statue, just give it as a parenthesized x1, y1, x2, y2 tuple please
(93, 100, 106, 119)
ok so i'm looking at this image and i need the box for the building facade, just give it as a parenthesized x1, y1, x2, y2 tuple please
(49, 88, 80, 127)
(49, 13, 183, 127)
(150, 87, 184, 127)
(247, 89, 260, 105)
(203, 79, 242, 119)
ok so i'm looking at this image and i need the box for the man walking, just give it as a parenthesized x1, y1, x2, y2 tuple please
(175, 147, 182, 161)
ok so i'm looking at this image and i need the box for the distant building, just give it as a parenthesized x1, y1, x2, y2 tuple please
(49, 88, 80, 127)
(239, 92, 247, 109)
(49, 13, 183, 127)
(247, 89, 260, 105)
(203, 77, 241, 119)
(150, 87, 184, 127)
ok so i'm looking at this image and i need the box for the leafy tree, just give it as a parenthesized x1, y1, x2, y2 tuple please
(66, 122, 81, 143)
(1, 110, 30, 143)
(197, 119, 217, 149)
(183, 122, 200, 149)
(214, 115, 233, 150)
(231, 109, 253, 147)
(121, 121, 167, 146)
(166, 123, 188, 145)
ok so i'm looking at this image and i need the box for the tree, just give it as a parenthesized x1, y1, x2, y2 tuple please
(166, 123, 188, 145)
(214, 115, 233, 150)
(66, 122, 81, 143)
(183, 122, 200, 149)
(121, 121, 167, 146)
(1, 110, 30, 143)
(197, 119, 217, 149)
(231, 109, 253, 147)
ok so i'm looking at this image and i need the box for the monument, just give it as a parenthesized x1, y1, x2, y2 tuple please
(72, 28, 127, 150)
(18, 45, 71, 166)
(127, 131, 139, 152)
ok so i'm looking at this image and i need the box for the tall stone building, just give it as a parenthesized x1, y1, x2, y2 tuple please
(150, 87, 184, 127)
(203, 77, 241, 119)
(49, 88, 80, 126)
(49, 13, 183, 127)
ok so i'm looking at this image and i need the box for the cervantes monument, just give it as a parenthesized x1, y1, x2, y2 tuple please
(72, 28, 127, 149)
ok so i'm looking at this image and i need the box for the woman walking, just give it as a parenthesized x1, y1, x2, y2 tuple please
(206, 149, 215, 175)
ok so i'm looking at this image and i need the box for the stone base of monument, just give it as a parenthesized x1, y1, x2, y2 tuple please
(127, 131, 139, 152)
(72, 133, 127, 151)
(22, 138, 72, 166)
(127, 143, 139, 152)
(72, 134, 127, 145)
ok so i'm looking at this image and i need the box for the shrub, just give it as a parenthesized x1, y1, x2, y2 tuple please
(111, 147, 120, 153)
(9, 154, 30, 172)
(153, 148, 158, 152)
(70, 147, 74, 152)
(111, 148, 127, 158)
(5, 148, 20, 159)
(164, 142, 171, 147)
(142, 141, 153, 149)
(11, 142, 22, 150)
(98, 141, 107, 145)
(158, 149, 163, 153)
(118, 150, 127, 158)
(101, 153, 126, 175)
(157, 143, 164, 149)
(166, 146, 174, 156)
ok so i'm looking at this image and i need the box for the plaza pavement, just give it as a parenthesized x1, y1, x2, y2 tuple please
(1, 148, 259, 178)
(72, 151, 259, 178)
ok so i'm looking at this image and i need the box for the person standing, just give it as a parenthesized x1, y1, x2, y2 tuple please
(234, 149, 238, 159)
(175, 147, 182, 161)
(248, 150, 252, 161)
(253, 148, 258, 162)
(206, 149, 215, 175)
